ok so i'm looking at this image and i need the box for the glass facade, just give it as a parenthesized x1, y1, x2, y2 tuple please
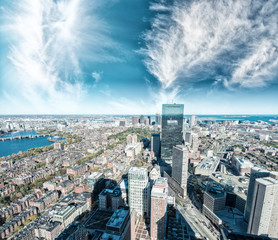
(161, 104, 184, 164)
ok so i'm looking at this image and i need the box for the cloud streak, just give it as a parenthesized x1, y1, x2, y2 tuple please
(143, 0, 278, 97)
(1, 0, 119, 113)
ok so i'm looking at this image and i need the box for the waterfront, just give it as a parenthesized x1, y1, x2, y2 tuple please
(0, 131, 65, 158)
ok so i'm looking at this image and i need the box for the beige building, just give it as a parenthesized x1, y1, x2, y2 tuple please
(248, 177, 278, 238)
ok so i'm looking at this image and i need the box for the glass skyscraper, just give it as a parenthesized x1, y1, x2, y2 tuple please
(161, 104, 184, 164)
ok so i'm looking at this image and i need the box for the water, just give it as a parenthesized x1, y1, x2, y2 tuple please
(0, 130, 37, 138)
(0, 131, 53, 158)
(187, 115, 278, 123)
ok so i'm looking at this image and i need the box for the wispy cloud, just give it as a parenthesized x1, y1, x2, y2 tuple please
(143, 0, 278, 98)
(1, 0, 120, 113)
(92, 71, 102, 83)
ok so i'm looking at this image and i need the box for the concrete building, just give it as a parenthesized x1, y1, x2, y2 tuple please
(232, 157, 254, 176)
(248, 177, 278, 238)
(184, 131, 192, 145)
(139, 115, 145, 124)
(203, 190, 226, 213)
(190, 115, 196, 128)
(191, 133, 199, 152)
(244, 167, 270, 222)
(125, 142, 142, 159)
(194, 156, 220, 176)
(172, 145, 189, 197)
(151, 134, 160, 159)
(99, 189, 123, 211)
(128, 167, 150, 217)
(86, 172, 105, 199)
(132, 116, 139, 126)
(150, 178, 168, 240)
(161, 104, 184, 165)
(155, 114, 161, 125)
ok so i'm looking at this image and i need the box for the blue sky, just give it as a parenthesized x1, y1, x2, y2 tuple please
(0, 0, 278, 114)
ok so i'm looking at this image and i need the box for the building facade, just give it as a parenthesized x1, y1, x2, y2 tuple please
(161, 104, 184, 165)
(150, 178, 168, 240)
(172, 145, 189, 197)
(244, 167, 269, 222)
(247, 177, 278, 238)
(128, 167, 150, 217)
(151, 134, 160, 159)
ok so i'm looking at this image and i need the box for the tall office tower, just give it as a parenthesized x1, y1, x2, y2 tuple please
(184, 131, 192, 144)
(148, 116, 151, 125)
(191, 133, 199, 152)
(150, 178, 168, 240)
(132, 116, 139, 126)
(248, 177, 278, 238)
(155, 114, 161, 125)
(190, 115, 196, 128)
(172, 145, 189, 197)
(139, 115, 145, 124)
(151, 134, 160, 158)
(244, 167, 269, 222)
(161, 104, 184, 164)
(128, 167, 150, 216)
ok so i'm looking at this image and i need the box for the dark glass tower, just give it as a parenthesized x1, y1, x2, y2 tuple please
(161, 104, 184, 164)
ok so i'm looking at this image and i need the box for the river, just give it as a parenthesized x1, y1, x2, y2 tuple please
(0, 131, 63, 158)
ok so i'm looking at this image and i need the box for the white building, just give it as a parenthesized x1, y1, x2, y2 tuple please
(248, 177, 278, 238)
(190, 115, 196, 128)
(128, 167, 150, 216)
(232, 157, 254, 176)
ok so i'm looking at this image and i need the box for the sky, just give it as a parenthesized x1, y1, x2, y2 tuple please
(0, 0, 278, 115)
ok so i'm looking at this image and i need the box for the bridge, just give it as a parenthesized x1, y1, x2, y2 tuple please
(0, 134, 50, 142)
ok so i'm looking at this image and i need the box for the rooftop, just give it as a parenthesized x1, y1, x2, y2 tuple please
(196, 156, 220, 170)
(257, 177, 278, 186)
(106, 209, 128, 229)
(88, 172, 104, 179)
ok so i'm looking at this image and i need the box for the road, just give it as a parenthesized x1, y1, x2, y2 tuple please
(177, 205, 218, 240)
(169, 184, 220, 240)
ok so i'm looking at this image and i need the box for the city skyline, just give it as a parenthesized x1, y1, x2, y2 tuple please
(1, 0, 278, 115)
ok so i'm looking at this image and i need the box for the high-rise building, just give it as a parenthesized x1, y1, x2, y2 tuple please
(139, 115, 145, 124)
(148, 116, 151, 125)
(161, 104, 184, 164)
(128, 167, 150, 216)
(244, 167, 269, 222)
(150, 178, 168, 240)
(155, 114, 161, 125)
(248, 177, 278, 238)
(190, 115, 196, 128)
(132, 116, 139, 126)
(151, 134, 160, 158)
(172, 145, 189, 197)
(191, 133, 199, 152)
(184, 131, 192, 145)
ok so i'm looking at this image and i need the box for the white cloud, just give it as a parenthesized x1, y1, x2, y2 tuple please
(143, 0, 278, 98)
(1, 0, 119, 113)
(92, 71, 102, 83)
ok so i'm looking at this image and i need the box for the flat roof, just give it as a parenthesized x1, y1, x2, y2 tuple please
(106, 209, 128, 229)
(88, 172, 103, 179)
(257, 177, 278, 186)
(196, 157, 219, 170)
